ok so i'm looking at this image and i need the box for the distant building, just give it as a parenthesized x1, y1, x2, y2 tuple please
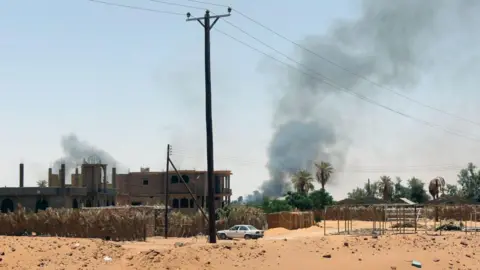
(0, 157, 232, 214)
(115, 169, 232, 214)
(0, 158, 116, 213)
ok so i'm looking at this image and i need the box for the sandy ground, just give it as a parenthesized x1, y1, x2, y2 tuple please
(1, 221, 479, 269)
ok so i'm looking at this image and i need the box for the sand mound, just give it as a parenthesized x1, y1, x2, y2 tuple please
(264, 227, 290, 236)
(2, 225, 480, 269)
(0, 236, 124, 269)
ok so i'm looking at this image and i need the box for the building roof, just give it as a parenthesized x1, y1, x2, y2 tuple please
(335, 197, 389, 206)
(423, 195, 480, 205)
(127, 169, 232, 175)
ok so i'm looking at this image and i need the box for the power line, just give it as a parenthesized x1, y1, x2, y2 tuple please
(87, 0, 185, 15)
(186, 0, 480, 128)
(145, 0, 204, 10)
(141, 0, 480, 141)
(85, 0, 480, 142)
(211, 28, 480, 143)
(171, 151, 467, 173)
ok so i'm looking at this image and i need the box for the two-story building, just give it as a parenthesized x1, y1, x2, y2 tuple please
(115, 168, 232, 213)
(0, 161, 232, 215)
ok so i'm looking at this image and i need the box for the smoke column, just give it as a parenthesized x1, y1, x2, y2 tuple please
(53, 134, 121, 182)
(258, 0, 480, 197)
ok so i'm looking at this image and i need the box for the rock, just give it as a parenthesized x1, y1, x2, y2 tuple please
(343, 242, 349, 247)
(433, 258, 440, 262)
(174, 242, 184, 248)
(460, 241, 468, 246)
(323, 254, 332, 258)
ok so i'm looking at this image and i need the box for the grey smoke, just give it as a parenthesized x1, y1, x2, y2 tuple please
(257, 0, 480, 198)
(53, 134, 121, 182)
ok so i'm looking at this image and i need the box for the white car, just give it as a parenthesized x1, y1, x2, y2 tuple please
(217, 225, 264, 240)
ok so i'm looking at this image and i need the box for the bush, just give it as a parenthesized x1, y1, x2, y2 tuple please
(309, 189, 334, 210)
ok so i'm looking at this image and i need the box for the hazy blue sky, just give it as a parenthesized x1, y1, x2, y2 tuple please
(1, 0, 480, 199)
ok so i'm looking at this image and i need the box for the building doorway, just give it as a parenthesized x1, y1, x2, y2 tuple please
(0, 198, 14, 213)
(35, 199, 49, 212)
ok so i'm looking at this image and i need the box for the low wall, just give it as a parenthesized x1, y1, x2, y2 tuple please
(266, 211, 314, 230)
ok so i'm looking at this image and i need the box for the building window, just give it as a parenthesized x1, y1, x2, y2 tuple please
(180, 198, 189, 208)
(142, 178, 149, 185)
(171, 175, 179, 184)
(172, 199, 179, 208)
(189, 199, 194, 208)
(181, 175, 190, 183)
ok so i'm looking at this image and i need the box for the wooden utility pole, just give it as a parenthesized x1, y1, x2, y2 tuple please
(186, 8, 231, 244)
(164, 144, 171, 238)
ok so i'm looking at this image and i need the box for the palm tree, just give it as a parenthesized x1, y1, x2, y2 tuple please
(315, 161, 334, 190)
(291, 170, 315, 194)
(36, 180, 48, 188)
(378, 175, 394, 201)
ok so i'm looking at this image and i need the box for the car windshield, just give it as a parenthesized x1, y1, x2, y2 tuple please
(247, 225, 257, 230)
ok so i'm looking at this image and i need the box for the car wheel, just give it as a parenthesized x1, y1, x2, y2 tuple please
(244, 234, 252, 240)
(218, 233, 227, 240)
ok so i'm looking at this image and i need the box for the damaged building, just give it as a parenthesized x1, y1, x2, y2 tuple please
(0, 156, 232, 214)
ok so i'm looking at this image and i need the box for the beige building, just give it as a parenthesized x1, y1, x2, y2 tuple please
(0, 161, 232, 215)
(115, 168, 232, 214)
(0, 162, 116, 213)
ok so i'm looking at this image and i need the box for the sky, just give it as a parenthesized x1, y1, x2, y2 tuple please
(1, 0, 480, 200)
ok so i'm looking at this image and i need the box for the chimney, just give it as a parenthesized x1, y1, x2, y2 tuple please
(103, 166, 107, 193)
(74, 167, 79, 187)
(19, 163, 24, 188)
(48, 168, 52, 187)
(112, 167, 117, 189)
(60, 163, 66, 190)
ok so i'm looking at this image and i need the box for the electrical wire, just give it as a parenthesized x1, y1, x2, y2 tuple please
(85, 0, 480, 143)
(185, 0, 480, 128)
(170, 151, 467, 173)
(210, 27, 480, 143)
(170, 148, 468, 173)
(87, 0, 186, 15)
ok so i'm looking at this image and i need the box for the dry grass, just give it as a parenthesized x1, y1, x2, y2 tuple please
(0, 206, 151, 240)
(155, 205, 268, 237)
(0, 204, 268, 240)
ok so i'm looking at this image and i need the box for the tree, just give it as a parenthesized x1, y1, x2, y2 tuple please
(347, 187, 368, 200)
(285, 192, 313, 211)
(37, 180, 48, 188)
(445, 184, 460, 197)
(291, 170, 315, 194)
(261, 197, 293, 213)
(309, 189, 334, 210)
(237, 196, 244, 203)
(364, 179, 379, 198)
(457, 163, 480, 200)
(378, 175, 394, 201)
(393, 177, 410, 200)
(408, 177, 429, 203)
(315, 161, 334, 190)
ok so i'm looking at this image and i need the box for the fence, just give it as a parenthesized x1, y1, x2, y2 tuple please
(266, 211, 314, 230)
(320, 205, 480, 221)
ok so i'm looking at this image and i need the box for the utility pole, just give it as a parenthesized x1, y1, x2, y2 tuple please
(186, 8, 231, 244)
(164, 144, 171, 239)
